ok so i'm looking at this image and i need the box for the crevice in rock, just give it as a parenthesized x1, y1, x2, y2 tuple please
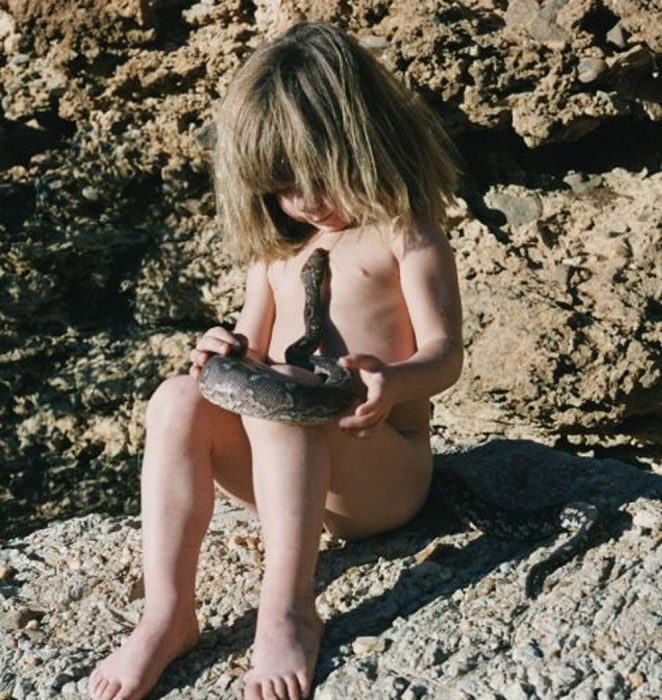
(457, 117, 661, 194)
(0, 115, 75, 168)
(151, 0, 196, 52)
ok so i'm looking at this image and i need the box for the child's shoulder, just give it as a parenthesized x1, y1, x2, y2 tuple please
(384, 216, 450, 260)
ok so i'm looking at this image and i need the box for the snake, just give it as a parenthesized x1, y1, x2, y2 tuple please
(430, 468, 600, 598)
(198, 248, 360, 424)
(199, 248, 599, 598)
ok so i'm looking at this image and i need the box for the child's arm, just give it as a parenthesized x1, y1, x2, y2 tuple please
(339, 221, 463, 435)
(190, 261, 275, 377)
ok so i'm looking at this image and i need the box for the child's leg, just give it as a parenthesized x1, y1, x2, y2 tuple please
(89, 375, 255, 700)
(241, 418, 329, 700)
(241, 417, 432, 700)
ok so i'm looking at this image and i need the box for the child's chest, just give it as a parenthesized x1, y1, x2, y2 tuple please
(266, 232, 411, 361)
(268, 233, 399, 317)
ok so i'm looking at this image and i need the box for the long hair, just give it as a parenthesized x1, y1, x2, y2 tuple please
(211, 22, 461, 262)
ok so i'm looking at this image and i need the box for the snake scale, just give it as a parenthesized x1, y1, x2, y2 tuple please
(199, 247, 599, 598)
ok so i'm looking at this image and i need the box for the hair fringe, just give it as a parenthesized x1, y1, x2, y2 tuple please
(211, 22, 462, 263)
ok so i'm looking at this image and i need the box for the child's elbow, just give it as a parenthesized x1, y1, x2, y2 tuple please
(445, 342, 464, 388)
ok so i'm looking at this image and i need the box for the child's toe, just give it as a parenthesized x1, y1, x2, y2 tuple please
(295, 670, 311, 698)
(99, 680, 121, 700)
(284, 673, 302, 700)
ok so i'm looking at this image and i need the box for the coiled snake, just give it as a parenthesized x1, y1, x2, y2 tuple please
(199, 248, 599, 598)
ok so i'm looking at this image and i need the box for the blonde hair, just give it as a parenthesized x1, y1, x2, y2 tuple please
(211, 22, 461, 263)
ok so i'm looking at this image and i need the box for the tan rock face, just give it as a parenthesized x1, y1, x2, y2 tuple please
(0, 0, 660, 535)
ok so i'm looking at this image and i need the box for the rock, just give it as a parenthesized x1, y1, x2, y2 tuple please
(0, 566, 15, 582)
(606, 21, 628, 49)
(577, 56, 608, 83)
(562, 171, 605, 192)
(2, 454, 660, 697)
(0, 607, 43, 631)
(0, 0, 659, 572)
(483, 191, 543, 227)
(352, 636, 385, 655)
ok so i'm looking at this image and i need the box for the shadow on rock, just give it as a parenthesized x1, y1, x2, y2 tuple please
(315, 438, 661, 685)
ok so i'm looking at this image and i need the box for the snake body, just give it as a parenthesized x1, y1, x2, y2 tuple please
(198, 248, 358, 424)
(430, 469, 599, 598)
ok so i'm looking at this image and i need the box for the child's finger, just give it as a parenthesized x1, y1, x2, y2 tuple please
(338, 407, 385, 431)
(189, 348, 209, 364)
(355, 398, 382, 415)
(196, 337, 239, 356)
(203, 328, 248, 352)
(339, 353, 383, 372)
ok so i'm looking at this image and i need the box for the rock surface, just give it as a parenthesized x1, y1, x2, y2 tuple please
(1, 441, 661, 698)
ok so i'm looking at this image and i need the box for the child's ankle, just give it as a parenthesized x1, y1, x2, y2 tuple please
(141, 602, 198, 627)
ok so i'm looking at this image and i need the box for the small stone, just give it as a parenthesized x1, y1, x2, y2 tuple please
(0, 565, 15, 581)
(577, 57, 608, 83)
(0, 10, 16, 40)
(563, 171, 604, 193)
(627, 670, 645, 688)
(359, 35, 389, 51)
(504, 681, 529, 700)
(633, 506, 660, 531)
(484, 191, 542, 227)
(606, 22, 627, 49)
(82, 186, 100, 202)
(352, 635, 385, 655)
(215, 673, 233, 691)
(0, 607, 42, 631)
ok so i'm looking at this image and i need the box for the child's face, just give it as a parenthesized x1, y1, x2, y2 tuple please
(276, 190, 350, 232)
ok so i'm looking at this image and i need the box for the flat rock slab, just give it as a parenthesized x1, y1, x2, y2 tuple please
(1, 440, 660, 699)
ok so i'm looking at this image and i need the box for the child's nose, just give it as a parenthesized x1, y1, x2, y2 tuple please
(295, 194, 319, 214)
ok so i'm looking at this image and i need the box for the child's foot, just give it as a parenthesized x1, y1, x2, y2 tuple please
(88, 611, 199, 700)
(243, 604, 324, 700)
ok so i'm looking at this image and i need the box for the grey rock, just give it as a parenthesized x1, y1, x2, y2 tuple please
(577, 57, 608, 83)
(483, 191, 542, 227)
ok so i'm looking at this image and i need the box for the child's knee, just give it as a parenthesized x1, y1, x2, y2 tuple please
(146, 374, 204, 427)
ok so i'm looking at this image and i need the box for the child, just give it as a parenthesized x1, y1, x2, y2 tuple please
(89, 21, 463, 700)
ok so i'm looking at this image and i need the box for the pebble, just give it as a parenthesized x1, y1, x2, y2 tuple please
(0, 607, 42, 631)
(503, 681, 529, 700)
(633, 506, 660, 531)
(82, 186, 100, 202)
(606, 22, 627, 49)
(484, 191, 542, 227)
(359, 35, 390, 51)
(563, 171, 604, 193)
(577, 56, 608, 83)
(352, 635, 385, 655)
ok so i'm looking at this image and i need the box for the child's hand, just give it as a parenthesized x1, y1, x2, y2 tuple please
(189, 326, 248, 380)
(337, 354, 400, 439)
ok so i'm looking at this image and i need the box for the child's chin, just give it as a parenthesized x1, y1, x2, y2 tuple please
(313, 216, 349, 231)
